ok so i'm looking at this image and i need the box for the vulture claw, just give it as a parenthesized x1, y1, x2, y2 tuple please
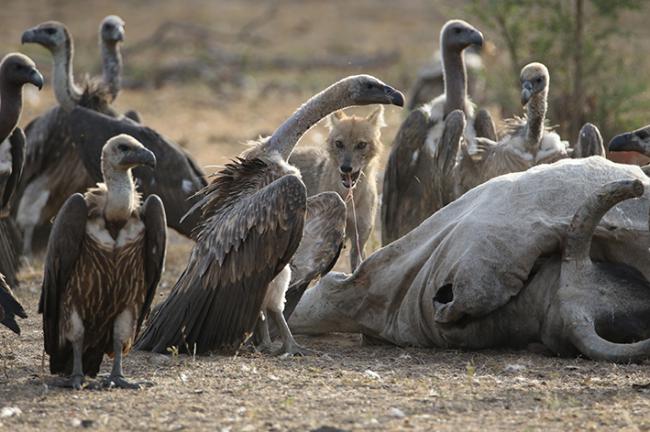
(103, 375, 144, 390)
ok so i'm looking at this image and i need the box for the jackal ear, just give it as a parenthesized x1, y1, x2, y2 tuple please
(366, 105, 386, 129)
(326, 110, 346, 130)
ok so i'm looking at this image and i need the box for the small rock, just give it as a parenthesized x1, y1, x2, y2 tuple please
(268, 374, 279, 381)
(363, 369, 381, 380)
(0, 407, 21, 418)
(388, 407, 405, 418)
(179, 372, 188, 383)
(504, 364, 526, 373)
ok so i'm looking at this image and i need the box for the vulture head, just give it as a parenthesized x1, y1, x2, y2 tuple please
(102, 134, 156, 173)
(609, 125, 650, 157)
(100, 15, 125, 44)
(440, 19, 484, 52)
(348, 74, 404, 107)
(21, 21, 70, 53)
(0, 53, 43, 90)
(520, 62, 549, 106)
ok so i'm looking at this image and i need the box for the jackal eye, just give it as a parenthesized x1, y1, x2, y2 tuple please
(356, 141, 367, 150)
(335, 140, 344, 149)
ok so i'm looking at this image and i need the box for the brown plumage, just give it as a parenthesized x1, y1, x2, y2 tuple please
(0, 53, 43, 327)
(136, 75, 404, 356)
(42, 134, 165, 389)
(382, 20, 492, 245)
(17, 21, 204, 256)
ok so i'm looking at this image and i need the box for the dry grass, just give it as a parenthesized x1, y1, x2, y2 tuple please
(2, 0, 650, 430)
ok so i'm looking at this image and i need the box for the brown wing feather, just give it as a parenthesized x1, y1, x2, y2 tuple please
(1, 128, 25, 213)
(41, 194, 87, 372)
(136, 159, 306, 354)
(138, 194, 167, 336)
(381, 107, 436, 245)
(283, 192, 346, 320)
(0, 273, 26, 334)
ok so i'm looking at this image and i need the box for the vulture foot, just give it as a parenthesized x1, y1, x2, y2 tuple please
(102, 375, 146, 390)
(275, 343, 317, 357)
(54, 374, 84, 390)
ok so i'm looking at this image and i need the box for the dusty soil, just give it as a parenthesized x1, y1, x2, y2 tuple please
(2, 0, 650, 430)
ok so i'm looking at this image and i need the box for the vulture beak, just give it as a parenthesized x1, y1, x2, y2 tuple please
(113, 25, 125, 42)
(608, 131, 650, 156)
(29, 68, 44, 90)
(470, 30, 484, 48)
(125, 148, 156, 169)
(521, 81, 533, 106)
(21, 29, 37, 44)
(385, 86, 405, 107)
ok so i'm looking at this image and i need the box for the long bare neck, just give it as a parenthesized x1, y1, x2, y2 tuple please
(52, 37, 82, 111)
(266, 79, 354, 160)
(102, 163, 136, 223)
(0, 81, 22, 143)
(442, 46, 467, 117)
(101, 41, 121, 101)
(525, 89, 548, 152)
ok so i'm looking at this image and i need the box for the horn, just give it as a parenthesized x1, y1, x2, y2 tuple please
(564, 180, 644, 261)
(569, 319, 650, 363)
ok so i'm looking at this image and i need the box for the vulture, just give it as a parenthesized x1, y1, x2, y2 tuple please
(99, 15, 125, 103)
(381, 19, 496, 246)
(609, 124, 650, 175)
(17, 21, 205, 255)
(467, 62, 569, 188)
(135, 74, 404, 356)
(42, 134, 165, 390)
(0, 53, 43, 333)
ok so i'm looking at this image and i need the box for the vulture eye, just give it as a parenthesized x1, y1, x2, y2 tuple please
(536, 77, 543, 84)
(118, 144, 130, 152)
(365, 82, 374, 90)
(335, 140, 344, 149)
(105, 24, 114, 30)
(44, 28, 57, 35)
(356, 141, 367, 150)
(454, 27, 462, 34)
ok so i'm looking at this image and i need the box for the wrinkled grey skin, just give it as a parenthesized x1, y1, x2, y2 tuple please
(290, 157, 650, 363)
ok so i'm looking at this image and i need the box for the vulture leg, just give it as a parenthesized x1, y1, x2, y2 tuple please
(268, 309, 315, 356)
(105, 310, 140, 389)
(254, 312, 273, 353)
(68, 339, 84, 390)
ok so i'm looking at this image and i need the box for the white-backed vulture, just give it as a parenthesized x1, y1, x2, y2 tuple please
(41, 134, 166, 390)
(0, 53, 42, 332)
(16, 21, 205, 255)
(465, 63, 569, 188)
(609, 124, 650, 175)
(381, 19, 496, 245)
(135, 75, 404, 356)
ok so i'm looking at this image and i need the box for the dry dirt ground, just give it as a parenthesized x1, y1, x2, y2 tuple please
(2, 0, 650, 430)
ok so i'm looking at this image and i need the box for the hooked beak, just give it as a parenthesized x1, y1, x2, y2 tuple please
(608, 131, 650, 156)
(126, 148, 156, 169)
(470, 29, 484, 48)
(385, 85, 405, 107)
(112, 26, 125, 42)
(29, 68, 44, 90)
(21, 28, 37, 44)
(521, 81, 533, 106)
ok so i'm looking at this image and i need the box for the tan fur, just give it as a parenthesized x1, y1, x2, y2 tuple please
(289, 107, 385, 270)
